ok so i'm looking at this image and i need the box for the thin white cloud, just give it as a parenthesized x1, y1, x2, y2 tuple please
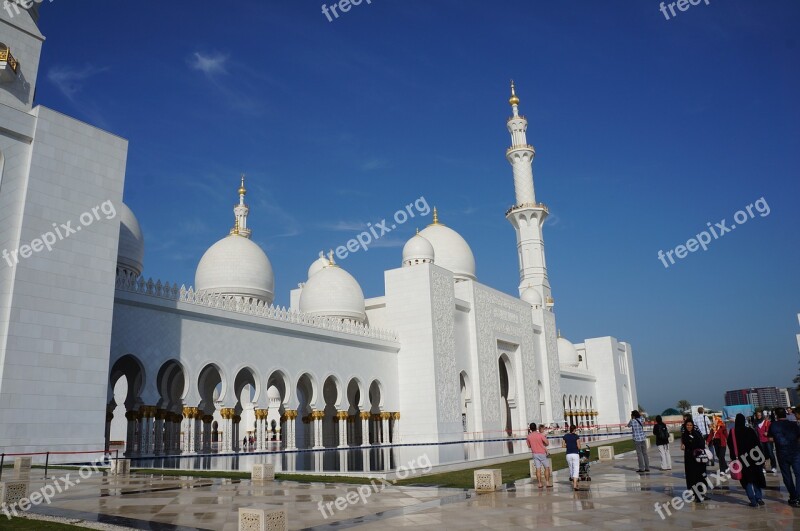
(316, 220, 368, 232)
(47, 64, 108, 100)
(189, 52, 228, 77)
(361, 159, 388, 171)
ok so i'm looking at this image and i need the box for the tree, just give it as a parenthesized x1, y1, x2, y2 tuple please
(677, 400, 691, 412)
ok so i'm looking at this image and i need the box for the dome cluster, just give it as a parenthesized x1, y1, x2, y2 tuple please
(401, 208, 476, 281)
(117, 190, 487, 325)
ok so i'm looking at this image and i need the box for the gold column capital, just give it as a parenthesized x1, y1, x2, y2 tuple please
(284, 409, 298, 420)
(359, 412, 371, 420)
(392, 412, 401, 420)
(336, 411, 349, 420)
(380, 412, 392, 421)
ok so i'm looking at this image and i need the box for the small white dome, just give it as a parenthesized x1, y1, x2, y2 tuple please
(558, 337, 580, 367)
(195, 234, 275, 305)
(299, 264, 366, 323)
(308, 254, 330, 279)
(117, 203, 144, 277)
(266, 385, 281, 401)
(521, 286, 542, 306)
(418, 222, 476, 281)
(402, 234, 435, 266)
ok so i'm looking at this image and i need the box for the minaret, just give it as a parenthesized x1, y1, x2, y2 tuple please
(505, 82, 552, 307)
(230, 174, 252, 238)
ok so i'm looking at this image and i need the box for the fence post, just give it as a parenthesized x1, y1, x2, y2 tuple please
(44, 451, 50, 479)
(0, 452, 4, 481)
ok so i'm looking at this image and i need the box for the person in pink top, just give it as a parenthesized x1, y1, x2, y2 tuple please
(527, 423, 551, 488)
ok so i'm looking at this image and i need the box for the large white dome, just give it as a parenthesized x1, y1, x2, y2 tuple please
(418, 222, 476, 281)
(117, 203, 144, 277)
(558, 337, 580, 367)
(299, 263, 366, 323)
(195, 234, 275, 305)
(402, 234, 434, 266)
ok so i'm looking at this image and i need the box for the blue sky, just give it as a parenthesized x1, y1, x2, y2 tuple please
(34, 1, 800, 414)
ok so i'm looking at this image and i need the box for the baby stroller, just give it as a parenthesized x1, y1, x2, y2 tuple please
(578, 446, 592, 481)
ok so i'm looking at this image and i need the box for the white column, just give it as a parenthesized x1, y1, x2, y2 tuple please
(381, 414, 389, 445)
(125, 411, 137, 457)
(361, 413, 370, 446)
(312, 411, 324, 449)
(393, 413, 400, 443)
(192, 416, 205, 454)
(153, 411, 164, 455)
(338, 412, 347, 447)
(285, 411, 297, 450)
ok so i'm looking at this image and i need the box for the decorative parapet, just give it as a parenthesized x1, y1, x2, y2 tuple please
(505, 143, 534, 155)
(115, 272, 399, 342)
(505, 202, 549, 216)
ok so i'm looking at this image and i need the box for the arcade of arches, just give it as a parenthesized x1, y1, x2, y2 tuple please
(108, 355, 400, 456)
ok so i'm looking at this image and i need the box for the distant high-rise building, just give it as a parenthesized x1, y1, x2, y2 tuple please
(724, 387, 790, 409)
(725, 389, 750, 406)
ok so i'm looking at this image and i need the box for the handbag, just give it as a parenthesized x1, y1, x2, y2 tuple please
(730, 429, 742, 480)
(693, 448, 709, 464)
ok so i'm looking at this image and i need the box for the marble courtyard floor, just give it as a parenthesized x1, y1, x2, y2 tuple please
(15, 446, 800, 530)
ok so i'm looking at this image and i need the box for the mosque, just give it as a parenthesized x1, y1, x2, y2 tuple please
(0, 7, 638, 457)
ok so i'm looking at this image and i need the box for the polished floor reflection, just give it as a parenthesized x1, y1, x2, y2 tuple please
(99, 432, 629, 474)
(22, 444, 800, 530)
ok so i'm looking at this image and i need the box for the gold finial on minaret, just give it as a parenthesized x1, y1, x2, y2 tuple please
(328, 249, 335, 265)
(557, 329, 562, 338)
(238, 174, 247, 196)
(432, 207, 439, 225)
(231, 217, 240, 235)
(509, 80, 520, 106)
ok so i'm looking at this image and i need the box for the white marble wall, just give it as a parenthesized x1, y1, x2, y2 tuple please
(0, 106, 128, 453)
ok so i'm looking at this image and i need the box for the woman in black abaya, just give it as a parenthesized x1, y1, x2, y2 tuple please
(681, 419, 709, 502)
(728, 413, 767, 507)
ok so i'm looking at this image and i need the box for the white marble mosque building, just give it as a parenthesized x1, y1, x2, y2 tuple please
(0, 8, 638, 457)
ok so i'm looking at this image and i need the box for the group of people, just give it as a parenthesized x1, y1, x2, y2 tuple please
(665, 407, 800, 507)
(526, 422, 584, 491)
(527, 406, 800, 509)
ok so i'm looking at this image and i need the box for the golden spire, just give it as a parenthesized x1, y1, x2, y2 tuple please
(431, 207, 440, 225)
(328, 249, 336, 266)
(557, 329, 562, 338)
(509, 80, 520, 106)
(238, 174, 247, 196)
(231, 217, 240, 235)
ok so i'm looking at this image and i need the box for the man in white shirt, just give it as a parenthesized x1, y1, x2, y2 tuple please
(693, 407, 714, 465)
